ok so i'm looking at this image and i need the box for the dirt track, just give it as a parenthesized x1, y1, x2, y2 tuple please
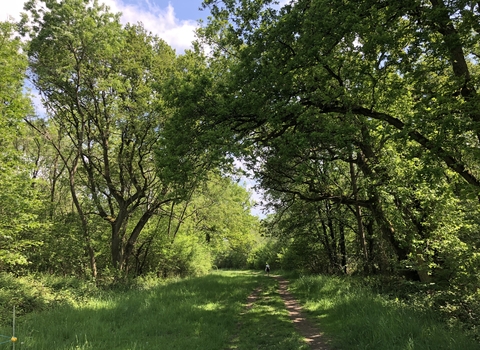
(274, 276, 332, 350)
(232, 275, 333, 350)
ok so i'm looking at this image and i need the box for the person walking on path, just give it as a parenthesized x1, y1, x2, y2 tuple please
(265, 263, 270, 276)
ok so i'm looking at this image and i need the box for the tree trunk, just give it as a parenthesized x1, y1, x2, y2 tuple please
(68, 157, 97, 279)
(319, 219, 336, 272)
(369, 196, 408, 261)
(110, 208, 157, 272)
(339, 219, 347, 274)
(355, 131, 408, 264)
(349, 159, 369, 273)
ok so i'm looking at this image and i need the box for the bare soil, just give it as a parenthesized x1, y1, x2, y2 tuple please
(274, 276, 333, 350)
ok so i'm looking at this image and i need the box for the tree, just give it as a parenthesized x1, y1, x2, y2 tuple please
(200, 0, 480, 191)
(0, 21, 42, 269)
(125, 172, 259, 275)
(22, 0, 178, 274)
(194, 0, 480, 275)
(187, 172, 259, 268)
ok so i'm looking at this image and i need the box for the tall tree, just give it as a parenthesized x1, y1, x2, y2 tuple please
(200, 0, 480, 191)
(22, 0, 177, 273)
(193, 0, 480, 274)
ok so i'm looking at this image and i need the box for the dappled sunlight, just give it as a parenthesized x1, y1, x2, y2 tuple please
(227, 276, 310, 350)
(288, 274, 478, 350)
(76, 298, 118, 311)
(16, 271, 264, 349)
(195, 302, 224, 311)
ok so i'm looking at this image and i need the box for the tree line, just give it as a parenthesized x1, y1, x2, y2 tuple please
(165, 0, 480, 288)
(194, 0, 480, 329)
(1, 0, 262, 280)
(1, 0, 480, 309)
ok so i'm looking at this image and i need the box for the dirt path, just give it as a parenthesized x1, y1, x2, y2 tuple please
(274, 276, 332, 350)
(231, 275, 333, 350)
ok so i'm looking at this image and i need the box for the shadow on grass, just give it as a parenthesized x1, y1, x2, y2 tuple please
(2, 272, 264, 350)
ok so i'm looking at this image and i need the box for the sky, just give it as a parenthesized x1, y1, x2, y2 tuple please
(0, 0, 291, 52)
(0, 0, 209, 53)
(0, 0, 273, 217)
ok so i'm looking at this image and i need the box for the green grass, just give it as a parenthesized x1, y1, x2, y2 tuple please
(227, 275, 309, 350)
(0, 271, 261, 350)
(1, 271, 478, 350)
(289, 274, 480, 350)
(0, 271, 309, 350)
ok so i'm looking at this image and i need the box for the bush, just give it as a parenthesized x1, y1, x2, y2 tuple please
(154, 235, 212, 278)
(0, 273, 97, 327)
(247, 238, 281, 270)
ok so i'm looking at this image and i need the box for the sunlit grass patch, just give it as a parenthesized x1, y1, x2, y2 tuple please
(196, 302, 223, 311)
(0, 271, 262, 350)
(228, 276, 309, 350)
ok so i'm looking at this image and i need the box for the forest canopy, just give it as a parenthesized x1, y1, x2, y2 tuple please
(192, 0, 480, 281)
(0, 0, 479, 332)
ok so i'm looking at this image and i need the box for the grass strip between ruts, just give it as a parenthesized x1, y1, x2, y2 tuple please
(226, 274, 309, 350)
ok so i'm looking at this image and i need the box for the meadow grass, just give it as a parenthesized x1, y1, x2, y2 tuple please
(2, 271, 478, 349)
(0, 271, 309, 350)
(289, 274, 480, 350)
(0, 271, 262, 350)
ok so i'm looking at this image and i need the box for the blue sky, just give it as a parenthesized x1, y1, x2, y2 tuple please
(0, 0, 211, 52)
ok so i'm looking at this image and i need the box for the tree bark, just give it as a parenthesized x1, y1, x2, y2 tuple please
(349, 159, 369, 273)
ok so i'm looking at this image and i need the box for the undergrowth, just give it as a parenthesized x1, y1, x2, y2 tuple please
(0, 273, 97, 326)
(361, 275, 480, 342)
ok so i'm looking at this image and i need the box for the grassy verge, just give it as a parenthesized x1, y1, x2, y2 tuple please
(0, 271, 262, 350)
(0, 271, 309, 350)
(289, 274, 480, 350)
(4, 271, 475, 349)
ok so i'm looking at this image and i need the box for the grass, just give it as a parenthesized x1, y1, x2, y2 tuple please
(289, 274, 480, 350)
(227, 275, 309, 350)
(1, 271, 479, 349)
(0, 271, 307, 350)
(0, 271, 257, 349)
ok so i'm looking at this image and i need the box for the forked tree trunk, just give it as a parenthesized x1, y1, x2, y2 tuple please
(110, 208, 158, 272)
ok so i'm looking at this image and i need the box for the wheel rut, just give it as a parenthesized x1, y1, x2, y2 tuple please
(275, 276, 332, 350)
(229, 275, 333, 350)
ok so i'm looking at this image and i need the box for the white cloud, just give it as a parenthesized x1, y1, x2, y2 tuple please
(0, 0, 198, 53)
(102, 0, 198, 53)
(0, 0, 25, 21)
(278, 0, 295, 6)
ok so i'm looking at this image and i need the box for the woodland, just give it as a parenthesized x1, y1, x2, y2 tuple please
(1, 0, 480, 340)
